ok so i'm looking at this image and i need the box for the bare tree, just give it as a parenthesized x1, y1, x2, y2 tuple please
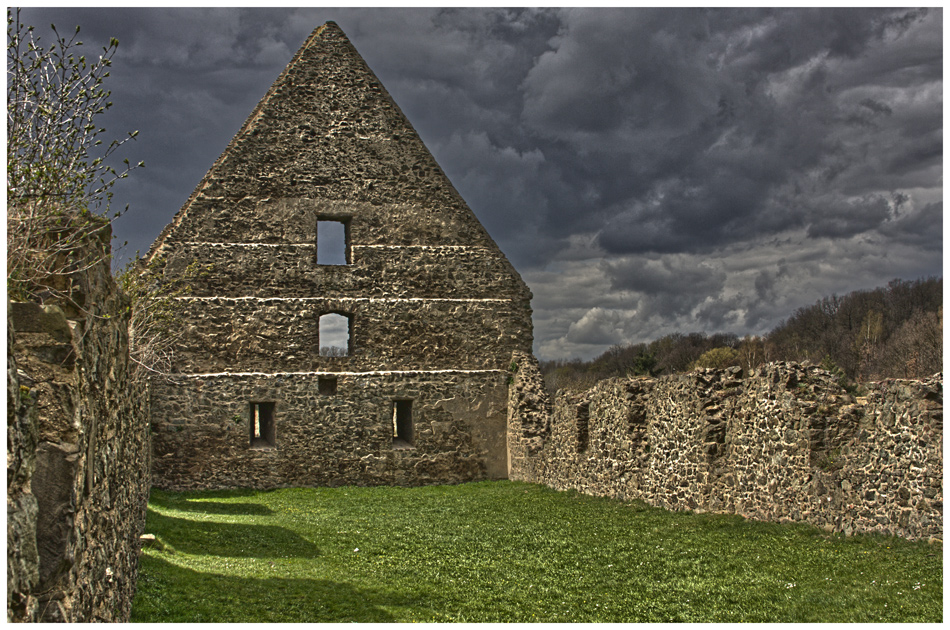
(855, 309, 885, 380)
(118, 257, 202, 382)
(737, 335, 765, 372)
(882, 309, 943, 378)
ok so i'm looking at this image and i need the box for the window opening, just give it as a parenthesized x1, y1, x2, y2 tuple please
(316, 219, 350, 265)
(319, 376, 338, 396)
(392, 400, 413, 447)
(249, 402, 276, 448)
(319, 313, 351, 357)
(576, 400, 590, 453)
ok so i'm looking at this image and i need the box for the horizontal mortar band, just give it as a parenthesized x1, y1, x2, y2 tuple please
(174, 369, 508, 378)
(175, 241, 491, 250)
(353, 245, 491, 250)
(173, 296, 516, 303)
(178, 241, 313, 248)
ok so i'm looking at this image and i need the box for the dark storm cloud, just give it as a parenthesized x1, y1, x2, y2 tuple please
(804, 194, 894, 239)
(879, 201, 944, 251)
(15, 7, 303, 258)
(13, 7, 942, 360)
(605, 256, 727, 317)
(574, 8, 938, 257)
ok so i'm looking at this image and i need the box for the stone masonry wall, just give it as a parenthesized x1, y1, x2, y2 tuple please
(6, 219, 150, 622)
(152, 370, 509, 490)
(164, 298, 530, 374)
(508, 351, 942, 541)
(8, 315, 40, 622)
(147, 22, 532, 490)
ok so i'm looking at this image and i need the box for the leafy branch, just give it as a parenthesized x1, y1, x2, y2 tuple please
(7, 9, 143, 303)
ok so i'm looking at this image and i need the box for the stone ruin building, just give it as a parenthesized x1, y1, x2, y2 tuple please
(145, 21, 533, 490)
(7, 18, 941, 624)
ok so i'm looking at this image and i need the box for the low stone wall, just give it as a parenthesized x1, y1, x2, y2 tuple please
(508, 351, 942, 541)
(6, 221, 151, 622)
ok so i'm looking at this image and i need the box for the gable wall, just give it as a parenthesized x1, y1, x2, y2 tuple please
(147, 23, 531, 490)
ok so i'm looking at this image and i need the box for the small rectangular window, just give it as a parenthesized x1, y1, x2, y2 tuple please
(319, 376, 337, 396)
(392, 400, 413, 447)
(250, 402, 276, 448)
(317, 219, 350, 265)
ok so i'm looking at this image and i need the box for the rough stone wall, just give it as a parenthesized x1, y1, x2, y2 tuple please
(509, 357, 942, 541)
(506, 351, 552, 481)
(152, 370, 508, 490)
(6, 220, 150, 622)
(164, 298, 530, 374)
(7, 315, 40, 622)
(146, 22, 532, 491)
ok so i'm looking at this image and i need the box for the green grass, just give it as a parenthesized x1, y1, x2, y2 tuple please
(130, 481, 942, 622)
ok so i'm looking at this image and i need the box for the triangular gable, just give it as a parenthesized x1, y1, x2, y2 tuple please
(148, 21, 520, 274)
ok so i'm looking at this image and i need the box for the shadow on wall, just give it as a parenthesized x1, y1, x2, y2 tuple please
(131, 555, 400, 623)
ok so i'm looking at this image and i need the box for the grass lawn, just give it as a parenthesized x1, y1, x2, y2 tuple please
(130, 480, 941, 622)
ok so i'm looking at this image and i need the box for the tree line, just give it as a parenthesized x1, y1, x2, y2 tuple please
(542, 276, 942, 391)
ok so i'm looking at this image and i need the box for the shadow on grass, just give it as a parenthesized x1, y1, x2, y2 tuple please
(131, 555, 400, 623)
(149, 488, 274, 516)
(145, 509, 320, 559)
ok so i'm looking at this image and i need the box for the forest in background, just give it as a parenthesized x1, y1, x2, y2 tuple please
(542, 276, 942, 392)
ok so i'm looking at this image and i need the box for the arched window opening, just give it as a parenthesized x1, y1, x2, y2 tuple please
(319, 313, 351, 357)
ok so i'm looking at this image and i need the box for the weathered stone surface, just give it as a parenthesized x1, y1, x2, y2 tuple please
(164, 298, 530, 374)
(152, 371, 509, 490)
(163, 240, 527, 299)
(7, 218, 150, 622)
(146, 22, 532, 490)
(7, 313, 40, 623)
(509, 360, 942, 541)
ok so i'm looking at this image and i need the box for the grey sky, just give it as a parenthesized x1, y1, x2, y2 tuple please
(15, 7, 943, 360)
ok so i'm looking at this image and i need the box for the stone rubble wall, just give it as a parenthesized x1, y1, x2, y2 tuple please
(7, 316, 40, 622)
(146, 23, 533, 491)
(163, 241, 528, 300)
(6, 219, 151, 622)
(165, 298, 531, 374)
(152, 370, 509, 490)
(508, 352, 942, 541)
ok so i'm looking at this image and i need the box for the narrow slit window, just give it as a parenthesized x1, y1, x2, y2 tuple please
(317, 219, 349, 265)
(576, 401, 590, 453)
(392, 400, 413, 446)
(250, 402, 276, 448)
(319, 313, 351, 357)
